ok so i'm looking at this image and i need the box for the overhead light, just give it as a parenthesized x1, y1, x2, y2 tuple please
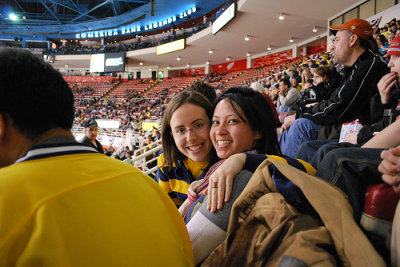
(9, 13, 18, 21)
(289, 37, 294, 43)
(267, 45, 272, 51)
(278, 13, 285, 20)
(313, 26, 318, 32)
(167, 66, 170, 69)
(186, 63, 190, 67)
(206, 60, 210, 65)
(22, 16, 26, 20)
(226, 57, 230, 61)
(209, 49, 213, 54)
(149, 68, 152, 71)
(246, 52, 251, 57)
(244, 35, 250, 41)
(65, 65, 69, 68)
(176, 56, 181, 61)
(139, 62, 143, 65)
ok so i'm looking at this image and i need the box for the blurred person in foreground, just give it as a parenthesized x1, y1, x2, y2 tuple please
(0, 49, 193, 266)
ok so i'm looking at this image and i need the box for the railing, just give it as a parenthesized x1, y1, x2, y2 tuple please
(72, 125, 162, 177)
(131, 142, 162, 177)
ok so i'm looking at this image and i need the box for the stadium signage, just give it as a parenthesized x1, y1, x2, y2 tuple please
(75, 7, 197, 39)
(156, 38, 185, 55)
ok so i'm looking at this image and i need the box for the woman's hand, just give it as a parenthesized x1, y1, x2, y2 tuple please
(377, 72, 398, 104)
(379, 146, 400, 193)
(207, 153, 246, 213)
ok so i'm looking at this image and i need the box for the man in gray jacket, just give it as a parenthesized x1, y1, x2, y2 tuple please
(276, 78, 301, 113)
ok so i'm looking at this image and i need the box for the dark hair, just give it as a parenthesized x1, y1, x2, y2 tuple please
(361, 37, 379, 54)
(279, 78, 290, 87)
(350, 28, 378, 54)
(314, 66, 333, 81)
(161, 90, 215, 167)
(341, 29, 378, 54)
(305, 79, 314, 85)
(377, 34, 388, 45)
(187, 81, 217, 103)
(214, 86, 280, 154)
(0, 49, 74, 140)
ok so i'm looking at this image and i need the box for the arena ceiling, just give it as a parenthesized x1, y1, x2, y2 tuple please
(0, 0, 225, 37)
(2, 0, 360, 70)
(1, 0, 150, 25)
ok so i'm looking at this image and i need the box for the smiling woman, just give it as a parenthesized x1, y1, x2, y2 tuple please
(182, 87, 316, 265)
(170, 103, 213, 163)
(156, 90, 218, 207)
(210, 99, 261, 159)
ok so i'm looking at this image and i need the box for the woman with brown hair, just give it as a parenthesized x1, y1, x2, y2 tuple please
(156, 91, 218, 207)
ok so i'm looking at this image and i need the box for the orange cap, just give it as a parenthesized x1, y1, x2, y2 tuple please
(329, 18, 373, 41)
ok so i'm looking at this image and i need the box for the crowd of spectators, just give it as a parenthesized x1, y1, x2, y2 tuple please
(72, 16, 399, 151)
(69, 17, 400, 265)
(144, 16, 400, 264)
(148, 17, 400, 265)
(3, 11, 400, 266)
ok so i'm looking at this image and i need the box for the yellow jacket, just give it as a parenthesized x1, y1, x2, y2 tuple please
(0, 143, 193, 266)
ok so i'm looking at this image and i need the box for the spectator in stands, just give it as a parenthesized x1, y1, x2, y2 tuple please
(181, 87, 315, 265)
(156, 91, 218, 207)
(152, 126, 158, 138)
(297, 40, 400, 261)
(290, 76, 302, 91)
(270, 76, 278, 86)
(310, 62, 319, 75)
(123, 151, 133, 165)
(279, 18, 389, 158)
(312, 33, 400, 205)
(80, 119, 104, 153)
(301, 79, 314, 92)
(0, 49, 193, 266)
(389, 22, 398, 35)
(296, 35, 400, 165)
(144, 134, 154, 149)
(376, 34, 389, 56)
(187, 80, 217, 101)
(142, 134, 157, 170)
(268, 83, 279, 104)
(120, 145, 130, 160)
(293, 65, 341, 111)
(276, 78, 301, 113)
(301, 68, 313, 90)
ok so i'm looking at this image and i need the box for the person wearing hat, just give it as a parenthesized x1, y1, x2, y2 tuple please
(279, 18, 389, 158)
(308, 35, 400, 260)
(81, 119, 104, 153)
